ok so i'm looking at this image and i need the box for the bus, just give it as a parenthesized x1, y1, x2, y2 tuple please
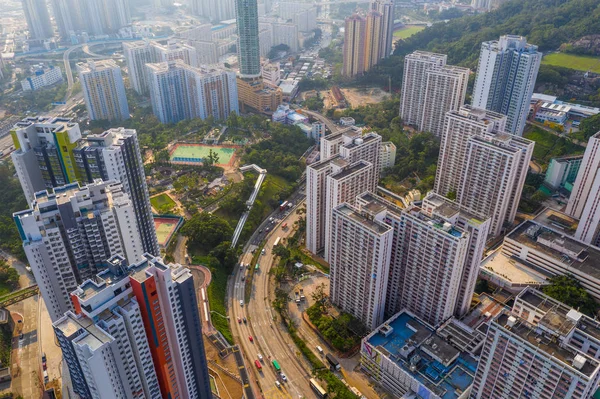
(272, 359, 281, 372)
(309, 378, 327, 398)
(255, 360, 262, 370)
(280, 201, 289, 211)
(273, 237, 281, 247)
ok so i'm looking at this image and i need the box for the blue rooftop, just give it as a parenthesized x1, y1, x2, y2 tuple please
(366, 312, 477, 399)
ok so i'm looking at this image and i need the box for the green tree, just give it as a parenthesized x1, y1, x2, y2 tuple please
(542, 275, 599, 316)
(204, 149, 220, 166)
(181, 213, 233, 252)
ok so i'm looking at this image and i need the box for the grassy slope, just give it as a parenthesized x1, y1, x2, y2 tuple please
(542, 53, 600, 74)
(393, 26, 425, 39)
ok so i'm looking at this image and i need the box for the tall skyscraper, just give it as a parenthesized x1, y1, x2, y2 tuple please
(21, 0, 53, 39)
(146, 61, 239, 124)
(306, 129, 382, 255)
(566, 132, 600, 245)
(364, 10, 383, 72)
(419, 65, 470, 137)
(74, 128, 160, 256)
(399, 51, 447, 127)
(472, 288, 600, 399)
(434, 106, 533, 236)
(324, 160, 376, 261)
(371, 0, 394, 59)
(342, 14, 366, 78)
(235, 0, 261, 78)
(329, 202, 393, 330)
(13, 180, 143, 321)
(10, 117, 82, 203)
(78, 60, 130, 122)
(58, 253, 212, 399)
(51, 0, 78, 39)
(352, 192, 489, 327)
(472, 35, 542, 136)
(122, 41, 154, 95)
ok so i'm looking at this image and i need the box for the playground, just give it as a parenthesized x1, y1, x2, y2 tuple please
(154, 215, 184, 248)
(169, 143, 237, 167)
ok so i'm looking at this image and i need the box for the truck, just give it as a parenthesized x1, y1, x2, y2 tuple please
(279, 201, 288, 211)
(326, 353, 341, 371)
(282, 222, 288, 230)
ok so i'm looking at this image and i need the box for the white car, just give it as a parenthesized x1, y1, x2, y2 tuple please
(240, 300, 244, 307)
(280, 373, 287, 382)
(258, 353, 263, 361)
(275, 381, 281, 388)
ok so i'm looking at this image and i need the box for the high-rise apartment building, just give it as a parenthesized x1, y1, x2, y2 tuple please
(306, 129, 382, 255)
(399, 51, 447, 126)
(13, 181, 143, 322)
(472, 35, 542, 135)
(21, 0, 53, 39)
(146, 61, 239, 124)
(434, 106, 534, 236)
(364, 11, 383, 72)
(78, 60, 130, 122)
(566, 132, 600, 245)
(123, 40, 199, 96)
(419, 66, 469, 136)
(329, 202, 393, 330)
(73, 128, 160, 256)
(371, 0, 394, 59)
(51, 0, 77, 38)
(190, 0, 235, 22)
(235, 0, 261, 78)
(122, 41, 155, 95)
(10, 117, 82, 202)
(323, 160, 376, 262)
(57, 254, 212, 399)
(472, 288, 600, 399)
(342, 14, 366, 77)
(353, 192, 489, 326)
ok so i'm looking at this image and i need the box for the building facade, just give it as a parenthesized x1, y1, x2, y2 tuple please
(342, 14, 366, 78)
(21, 65, 63, 91)
(57, 254, 212, 399)
(146, 61, 238, 124)
(329, 203, 393, 330)
(73, 128, 160, 256)
(472, 35, 542, 136)
(13, 181, 143, 322)
(419, 66, 470, 136)
(472, 288, 600, 399)
(78, 60, 130, 122)
(566, 132, 600, 245)
(544, 155, 583, 191)
(22, 0, 53, 39)
(434, 106, 533, 236)
(364, 10, 383, 72)
(10, 117, 82, 202)
(399, 51, 447, 127)
(235, 0, 261, 78)
(380, 141, 396, 170)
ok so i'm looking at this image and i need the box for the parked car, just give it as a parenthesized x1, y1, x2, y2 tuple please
(249, 336, 254, 342)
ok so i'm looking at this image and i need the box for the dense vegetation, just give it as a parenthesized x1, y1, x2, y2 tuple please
(242, 123, 313, 181)
(543, 275, 599, 316)
(0, 164, 27, 260)
(361, 0, 600, 87)
(573, 113, 600, 141)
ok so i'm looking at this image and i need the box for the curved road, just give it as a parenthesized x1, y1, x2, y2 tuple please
(302, 109, 339, 133)
(229, 204, 313, 399)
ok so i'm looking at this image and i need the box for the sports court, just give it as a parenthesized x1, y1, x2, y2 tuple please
(169, 143, 237, 166)
(154, 215, 184, 248)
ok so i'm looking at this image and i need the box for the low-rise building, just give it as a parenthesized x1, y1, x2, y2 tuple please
(361, 309, 484, 399)
(544, 155, 583, 191)
(340, 116, 355, 126)
(21, 65, 62, 91)
(279, 78, 299, 100)
(380, 141, 396, 170)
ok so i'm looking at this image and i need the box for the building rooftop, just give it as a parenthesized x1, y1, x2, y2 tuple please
(365, 311, 478, 399)
(330, 160, 371, 180)
(480, 248, 551, 287)
(74, 323, 113, 350)
(335, 203, 392, 235)
(533, 207, 579, 236)
(424, 193, 487, 226)
(508, 221, 600, 279)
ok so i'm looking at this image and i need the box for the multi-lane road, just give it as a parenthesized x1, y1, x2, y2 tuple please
(229, 202, 313, 399)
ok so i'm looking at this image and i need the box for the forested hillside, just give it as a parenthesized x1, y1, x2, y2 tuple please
(362, 0, 600, 87)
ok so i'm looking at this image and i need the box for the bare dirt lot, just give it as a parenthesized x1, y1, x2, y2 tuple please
(341, 87, 391, 108)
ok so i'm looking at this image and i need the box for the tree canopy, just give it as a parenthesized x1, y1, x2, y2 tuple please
(181, 212, 233, 252)
(542, 275, 599, 317)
